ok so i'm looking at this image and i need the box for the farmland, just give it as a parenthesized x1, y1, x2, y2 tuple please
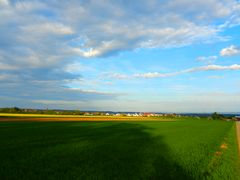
(0, 116, 239, 180)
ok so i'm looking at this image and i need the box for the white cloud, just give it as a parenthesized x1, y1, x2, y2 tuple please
(134, 72, 173, 78)
(0, 62, 18, 70)
(0, 0, 8, 6)
(195, 64, 240, 71)
(72, 40, 126, 58)
(134, 64, 240, 78)
(64, 88, 120, 96)
(0, 74, 17, 81)
(166, 0, 233, 19)
(21, 23, 74, 35)
(64, 62, 94, 74)
(31, 99, 84, 105)
(207, 75, 224, 79)
(14, 1, 45, 11)
(196, 55, 218, 64)
(107, 73, 129, 79)
(72, 48, 102, 58)
(220, 45, 240, 56)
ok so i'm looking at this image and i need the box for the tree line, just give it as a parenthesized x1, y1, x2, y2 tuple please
(0, 107, 85, 115)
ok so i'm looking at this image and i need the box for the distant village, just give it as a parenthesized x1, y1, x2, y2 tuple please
(84, 112, 182, 117)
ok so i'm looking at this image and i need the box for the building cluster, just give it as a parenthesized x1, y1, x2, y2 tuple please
(235, 116, 240, 121)
(104, 112, 181, 117)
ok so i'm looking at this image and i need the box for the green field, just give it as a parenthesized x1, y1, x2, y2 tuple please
(0, 119, 239, 179)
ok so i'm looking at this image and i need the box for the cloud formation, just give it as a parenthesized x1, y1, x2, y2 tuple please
(220, 45, 240, 56)
(0, 0, 239, 65)
(1, 0, 239, 71)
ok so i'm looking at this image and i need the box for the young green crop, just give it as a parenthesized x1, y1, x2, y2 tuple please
(0, 119, 239, 179)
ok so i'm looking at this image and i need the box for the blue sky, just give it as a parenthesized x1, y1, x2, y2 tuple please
(0, 0, 240, 112)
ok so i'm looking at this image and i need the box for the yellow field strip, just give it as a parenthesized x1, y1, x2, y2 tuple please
(0, 113, 146, 119)
(0, 113, 108, 118)
(0, 113, 179, 122)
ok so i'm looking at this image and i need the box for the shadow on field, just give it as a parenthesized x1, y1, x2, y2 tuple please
(0, 122, 193, 180)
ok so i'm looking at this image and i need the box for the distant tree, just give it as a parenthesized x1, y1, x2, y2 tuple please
(75, 111, 84, 115)
(13, 107, 21, 112)
(93, 112, 101, 116)
(210, 112, 224, 120)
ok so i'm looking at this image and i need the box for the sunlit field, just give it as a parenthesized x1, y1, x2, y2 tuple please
(0, 117, 239, 180)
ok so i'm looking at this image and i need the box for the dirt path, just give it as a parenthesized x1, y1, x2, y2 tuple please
(237, 121, 240, 154)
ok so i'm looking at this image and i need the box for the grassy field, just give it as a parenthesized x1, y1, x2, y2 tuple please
(0, 118, 239, 179)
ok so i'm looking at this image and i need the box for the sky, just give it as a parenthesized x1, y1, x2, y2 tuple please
(0, 0, 240, 113)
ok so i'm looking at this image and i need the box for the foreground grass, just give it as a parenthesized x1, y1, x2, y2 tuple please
(0, 119, 239, 179)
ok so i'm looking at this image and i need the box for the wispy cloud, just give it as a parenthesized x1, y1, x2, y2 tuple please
(66, 88, 124, 96)
(0, 62, 18, 70)
(196, 55, 218, 64)
(20, 23, 74, 35)
(105, 73, 129, 80)
(64, 62, 94, 74)
(134, 64, 240, 78)
(207, 75, 224, 79)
